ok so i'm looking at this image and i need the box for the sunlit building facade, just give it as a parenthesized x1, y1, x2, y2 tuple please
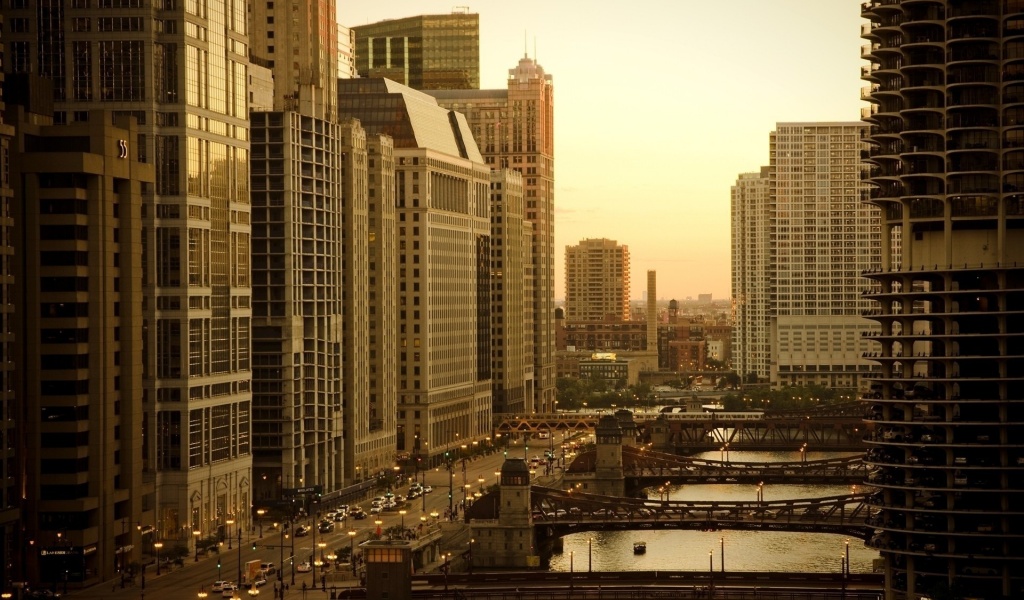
(338, 78, 492, 463)
(428, 55, 557, 413)
(731, 167, 772, 381)
(860, 3, 1024, 599)
(565, 238, 630, 323)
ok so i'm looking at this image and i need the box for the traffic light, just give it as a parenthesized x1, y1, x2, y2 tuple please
(217, 561, 221, 569)
(252, 542, 257, 551)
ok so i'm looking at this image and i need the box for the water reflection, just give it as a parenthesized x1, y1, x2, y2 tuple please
(548, 451, 879, 574)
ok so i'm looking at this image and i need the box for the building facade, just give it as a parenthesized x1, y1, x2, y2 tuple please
(352, 11, 480, 90)
(338, 78, 492, 463)
(861, 3, 1024, 599)
(564, 238, 630, 323)
(428, 54, 557, 413)
(4, 0, 254, 569)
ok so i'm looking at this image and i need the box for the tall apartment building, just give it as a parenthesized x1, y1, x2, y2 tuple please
(428, 54, 557, 413)
(732, 123, 881, 390)
(861, 3, 1024, 599)
(731, 167, 772, 381)
(338, 78, 492, 462)
(565, 238, 631, 322)
(0, 26, 18, 593)
(352, 11, 480, 90)
(249, 112, 345, 500)
(4, 0, 253, 574)
(7, 89, 153, 585)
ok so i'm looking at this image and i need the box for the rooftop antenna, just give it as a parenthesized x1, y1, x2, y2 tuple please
(534, 36, 537, 62)
(524, 30, 528, 58)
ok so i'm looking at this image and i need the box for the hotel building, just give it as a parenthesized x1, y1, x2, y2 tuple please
(860, 2, 1024, 599)
(4, 0, 254, 575)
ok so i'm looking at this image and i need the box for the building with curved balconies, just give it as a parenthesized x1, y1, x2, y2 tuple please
(860, 1, 1024, 599)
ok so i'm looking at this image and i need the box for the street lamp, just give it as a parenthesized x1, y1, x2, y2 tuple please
(154, 542, 164, 576)
(256, 509, 266, 537)
(399, 509, 407, 530)
(430, 510, 439, 523)
(348, 531, 357, 575)
(468, 538, 474, 574)
(247, 586, 259, 596)
(194, 529, 202, 562)
(588, 538, 593, 573)
(317, 541, 326, 566)
(226, 518, 235, 549)
(197, 589, 208, 599)
(720, 537, 724, 572)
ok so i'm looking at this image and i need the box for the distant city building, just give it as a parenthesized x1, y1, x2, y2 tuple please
(8, 85, 153, 585)
(427, 54, 557, 413)
(338, 78, 492, 462)
(352, 11, 480, 90)
(861, 4, 1024, 598)
(565, 238, 630, 322)
(338, 25, 356, 79)
(732, 123, 881, 390)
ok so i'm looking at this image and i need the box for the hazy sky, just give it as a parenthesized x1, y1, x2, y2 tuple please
(340, 1, 865, 301)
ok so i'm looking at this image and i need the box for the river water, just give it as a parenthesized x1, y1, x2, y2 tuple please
(548, 450, 881, 575)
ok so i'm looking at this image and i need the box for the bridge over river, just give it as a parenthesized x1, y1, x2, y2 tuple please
(495, 405, 870, 452)
(566, 445, 868, 487)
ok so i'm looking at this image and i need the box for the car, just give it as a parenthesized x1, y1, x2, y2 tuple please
(28, 591, 62, 599)
(220, 584, 239, 597)
(296, 562, 312, 573)
(260, 563, 276, 576)
(212, 582, 232, 592)
(318, 521, 334, 533)
(351, 509, 367, 520)
(252, 577, 268, 587)
(294, 525, 310, 537)
(423, 485, 433, 493)
(370, 505, 382, 514)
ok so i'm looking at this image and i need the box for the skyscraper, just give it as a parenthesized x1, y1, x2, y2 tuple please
(338, 78, 492, 463)
(428, 54, 557, 413)
(4, 0, 253, 577)
(352, 11, 480, 90)
(732, 123, 881, 391)
(564, 238, 630, 323)
(861, 3, 1024, 599)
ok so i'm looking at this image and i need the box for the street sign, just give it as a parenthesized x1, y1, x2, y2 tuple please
(283, 485, 323, 497)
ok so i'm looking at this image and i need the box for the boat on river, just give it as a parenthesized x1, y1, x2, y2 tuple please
(633, 541, 647, 555)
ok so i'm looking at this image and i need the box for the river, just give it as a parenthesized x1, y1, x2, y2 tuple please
(548, 450, 880, 575)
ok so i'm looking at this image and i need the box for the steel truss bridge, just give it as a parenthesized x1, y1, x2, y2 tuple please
(493, 410, 869, 451)
(566, 446, 869, 486)
(465, 486, 873, 541)
(531, 486, 872, 541)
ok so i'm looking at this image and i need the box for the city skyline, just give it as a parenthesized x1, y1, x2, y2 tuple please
(340, 0, 866, 301)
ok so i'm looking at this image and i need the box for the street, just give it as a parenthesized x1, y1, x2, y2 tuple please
(64, 433, 571, 600)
